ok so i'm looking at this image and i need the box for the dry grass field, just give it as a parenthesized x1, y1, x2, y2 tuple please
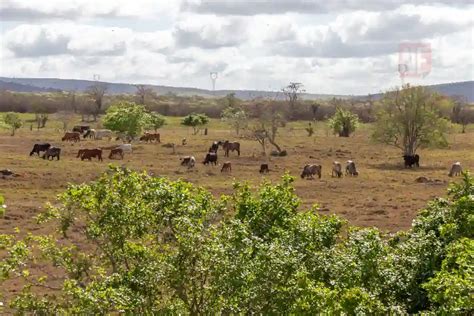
(0, 114, 473, 242)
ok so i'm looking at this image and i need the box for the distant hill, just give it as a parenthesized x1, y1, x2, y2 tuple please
(0, 77, 472, 102)
(0, 79, 60, 93)
(0, 77, 346, 100)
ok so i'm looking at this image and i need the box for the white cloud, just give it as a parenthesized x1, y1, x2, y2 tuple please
(0, 0, 472, 95)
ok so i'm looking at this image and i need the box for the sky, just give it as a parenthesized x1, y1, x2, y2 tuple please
(0, 0, 473, 95)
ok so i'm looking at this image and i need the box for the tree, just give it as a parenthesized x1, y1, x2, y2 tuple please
(451, 96, 474, 133)
(372, 85, 449, 156)
(135, 84, 155, 105)
(221, 107, 248, 135)
(251, 103, 286, 154)
(103, 102, 149, 138)
(310, 103, 320, 120)
(181, 113, 209, 135)
(145, 112, 166, 132)
(86, 83, 107, 120)
(0, 169, 473, 314)
(282, 82, 305, 119)
(328, 108, 359, 137)
(3, 112, 22, 136)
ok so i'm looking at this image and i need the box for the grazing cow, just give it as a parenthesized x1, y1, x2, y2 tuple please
(301, 164, 322, 179)
(83, 129, 94, 139)
(259, 163, 269, 174)
(30, 143, 51, 156)
(72, 125, 90, 134)
(448, 162, 462, 177)
(42, 147, 61, 160)
(91, 129, 113, 140)
(203, 152, 218, 165)
(180, 156, 196, 169)
(332, 161, 343, 178)
(115, 144, 132, 153)
(116, 133, 133, 143)
(77, 149, 103, 161)
(62, 132, 81, 142)
(345, 160, 358, 176)
(109, 148, 124, 160)
(140, 133, 161, 143)
(403, 154, 420, 168)
(221, 161, 232, 173)
(222, 141, 240, 157)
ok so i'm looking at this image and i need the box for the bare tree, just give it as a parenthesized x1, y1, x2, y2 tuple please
(135, 84, 155, 105)
(282, 82, 304, 119)
(250, 102, 286, 154)
(87, 83, 108, 120)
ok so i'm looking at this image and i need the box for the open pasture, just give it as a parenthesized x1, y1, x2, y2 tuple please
(0, 115, 473, 237)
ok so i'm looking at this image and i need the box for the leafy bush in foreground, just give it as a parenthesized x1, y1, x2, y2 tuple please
(0, 169, 472, 314)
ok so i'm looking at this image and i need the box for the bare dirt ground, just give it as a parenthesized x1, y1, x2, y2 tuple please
(1, 118, 472, 239)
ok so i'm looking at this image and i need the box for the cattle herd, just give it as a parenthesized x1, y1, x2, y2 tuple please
(29, 125, 465, 179)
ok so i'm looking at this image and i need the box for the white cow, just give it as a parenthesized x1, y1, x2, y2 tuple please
(93, 129, 113, 140)
(180, 156, 196, 169)
(115, 144, 132, 153)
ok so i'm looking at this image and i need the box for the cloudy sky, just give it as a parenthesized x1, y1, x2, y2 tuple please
(0, 0, 473, 95)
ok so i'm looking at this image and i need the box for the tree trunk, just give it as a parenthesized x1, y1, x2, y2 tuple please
(267, 137, 282, 153)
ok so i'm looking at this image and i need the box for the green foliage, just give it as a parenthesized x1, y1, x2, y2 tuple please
(328, 107, 359, 137)
(145, 111, 166, 132)
(181, 113, 209, 135)
(102, 101, 149, 138)
(1, 168, 473, 314)
(221, 107, 248, 135)
(3, 112, 23, 136)
(372, 85, 450, 155)
(0, 194, 5, 217)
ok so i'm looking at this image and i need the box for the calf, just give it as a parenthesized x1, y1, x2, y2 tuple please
(30, 143, 51, 156)
(448, 162, 462, 177)
(203, 152, 218, 165)
(109, 148, 124, 160)
(42, 147, 61, 160)
(332, 161, 342, 178)
(62, 132, 81, 142)
(259, 163, 269, 174)
(221, 161, 232, 173)
(345, 160, 358, 176)
(180, 156, 196, 169)
(301, 164, 322, 179)
(403, 154, 420, 168)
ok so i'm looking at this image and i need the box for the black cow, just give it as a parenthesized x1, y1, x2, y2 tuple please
(403, 154, 420, 168)
(73, 125, 90, 134)
(30, 143, 51, 156)
(259, 163, 269, 173)
(209, 141, 219, 153)
(43, 147, 61, 160)
(203, 152, 218, 165)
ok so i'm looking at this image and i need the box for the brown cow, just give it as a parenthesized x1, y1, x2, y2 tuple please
(221, 161, 232, 172)
(259, 163, 269, 174)
(140, 133, 161, 143)
(62, 132, 81, 142)
(222, 141, 240, 157)
(109, 148, 124, 160)
(77, 149, 103, 161)
(301, 164, 322, 179)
